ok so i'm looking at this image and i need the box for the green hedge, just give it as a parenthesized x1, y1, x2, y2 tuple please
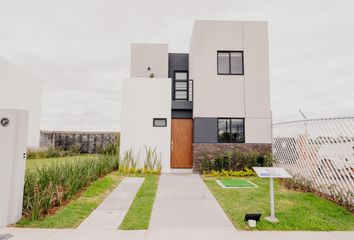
(27, 144, 82, 159)
(200, 150, 274, 173)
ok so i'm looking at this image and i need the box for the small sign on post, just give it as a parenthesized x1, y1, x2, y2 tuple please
(253, 167, 292, 223)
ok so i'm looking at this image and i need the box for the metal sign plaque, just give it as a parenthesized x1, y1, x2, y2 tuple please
(0, 117, 10, 127)
(253, 167, 292, 178)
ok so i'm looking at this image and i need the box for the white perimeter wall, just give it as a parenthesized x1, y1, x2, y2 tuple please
(189, 20, 272, 144)
(0, 57, 43, 147)
(119, 78, 171, 173)
(0, 109, 28, 226)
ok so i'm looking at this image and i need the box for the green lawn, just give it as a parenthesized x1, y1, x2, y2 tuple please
(119, 175, 159, 230)
(26, 154, 99, 170)
(18, 172, 123, 228)
(204, 176, 354, 231)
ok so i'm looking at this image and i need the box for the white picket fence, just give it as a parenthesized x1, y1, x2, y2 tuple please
(273, 117, 354, 205)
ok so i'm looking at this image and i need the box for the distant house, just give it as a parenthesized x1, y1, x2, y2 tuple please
(0, 57, 43, 147)
(120, 20, 272, 172)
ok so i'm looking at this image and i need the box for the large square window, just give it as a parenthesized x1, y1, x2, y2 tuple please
(217, 118, 244, 143)
(217, 51, 244, 75)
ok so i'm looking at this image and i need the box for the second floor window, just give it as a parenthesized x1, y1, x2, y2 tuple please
(174, 71, 188, 100)
(217, 51, 244, 75)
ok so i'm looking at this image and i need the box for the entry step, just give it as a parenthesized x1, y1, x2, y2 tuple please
(171, 168, 193, 174)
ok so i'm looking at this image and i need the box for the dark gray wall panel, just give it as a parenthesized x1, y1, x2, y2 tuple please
(172, 110, 193, 119)
(168, 53, 189, 78)
(193, 118, 217, 143)
(172, 101, 193, 110)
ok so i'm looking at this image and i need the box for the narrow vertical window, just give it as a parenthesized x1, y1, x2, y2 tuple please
(174, 71, 189, 100)
(217, 119, 231, 142)
(217, 52, 230, 74)
(231, 118, 244, 142)
(230, 52, 243, 74)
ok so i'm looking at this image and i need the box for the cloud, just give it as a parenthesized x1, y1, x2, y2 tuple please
(0, 0, 353, 130)
(41, 85, 121, 131)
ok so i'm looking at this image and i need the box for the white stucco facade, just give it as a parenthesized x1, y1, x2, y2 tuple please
(119, 78, 171, 173)
(121, 20, 272, 172)
(130, 43, 168, 78)
(0, 57, 43, 147)
(189, 20, 272, 144)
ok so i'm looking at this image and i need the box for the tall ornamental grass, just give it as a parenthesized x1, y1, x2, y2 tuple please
(23, 154, 119, 220)
(119, 146, 162, 174)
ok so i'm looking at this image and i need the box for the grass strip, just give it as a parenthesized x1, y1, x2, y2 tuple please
(204, 176, 354, 231)
(17, 172, 122, 228)
(26, 155, 98, 170)
(119, 175, 159, 230)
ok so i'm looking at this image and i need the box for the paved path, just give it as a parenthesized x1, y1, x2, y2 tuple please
(148, 173, 242, 239)
(78, 177, 144, 230)
(1, 173, 353, 240)
(1, 228, 353, 240)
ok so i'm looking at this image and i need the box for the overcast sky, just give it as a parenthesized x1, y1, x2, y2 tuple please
(0, 0, 353, 131)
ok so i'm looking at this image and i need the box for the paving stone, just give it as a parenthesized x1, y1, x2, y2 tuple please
(149, 173, 234, 230)
(77, 177, 144, 230)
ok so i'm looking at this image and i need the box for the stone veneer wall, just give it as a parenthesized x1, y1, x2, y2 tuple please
(40, 130, 120, 154)
(193, 143, 272, 172)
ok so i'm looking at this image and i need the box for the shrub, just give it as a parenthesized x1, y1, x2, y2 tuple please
(281, 174, 313, 192)
(99, 139, 120, 156)
(200, 150, 274, 174)
(27, 146, 79, 159)
(143, 146, 162, 174)
(200, 153, 212, 173)
(67, 143, 82, 156)
(120, 149, 140, 173)
(281, 174, 354, 212)
(22, 154, 119, 220)
(263, 152, 275, 167)
(203, 168, 256, 177)
(119, 147, 163, 174)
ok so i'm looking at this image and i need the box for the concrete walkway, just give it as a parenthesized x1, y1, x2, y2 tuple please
(1, 228, 353, 240)
(78, 177, 144, 230)
(148, 173, 242, 239)
(0, 173, 353, 240)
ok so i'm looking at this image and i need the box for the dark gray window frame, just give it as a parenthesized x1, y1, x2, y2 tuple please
(153, 118, 167, 127)
(217, 51, 244, 75)
(217, 118, 245, 143)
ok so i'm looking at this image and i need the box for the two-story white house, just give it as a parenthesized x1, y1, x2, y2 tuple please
(120, 20, 272, 172)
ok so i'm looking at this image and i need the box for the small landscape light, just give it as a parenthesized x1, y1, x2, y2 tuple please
(244, 213, 261, 227)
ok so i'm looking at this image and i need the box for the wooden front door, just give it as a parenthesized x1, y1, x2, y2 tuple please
(171, 119, 193, 168)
